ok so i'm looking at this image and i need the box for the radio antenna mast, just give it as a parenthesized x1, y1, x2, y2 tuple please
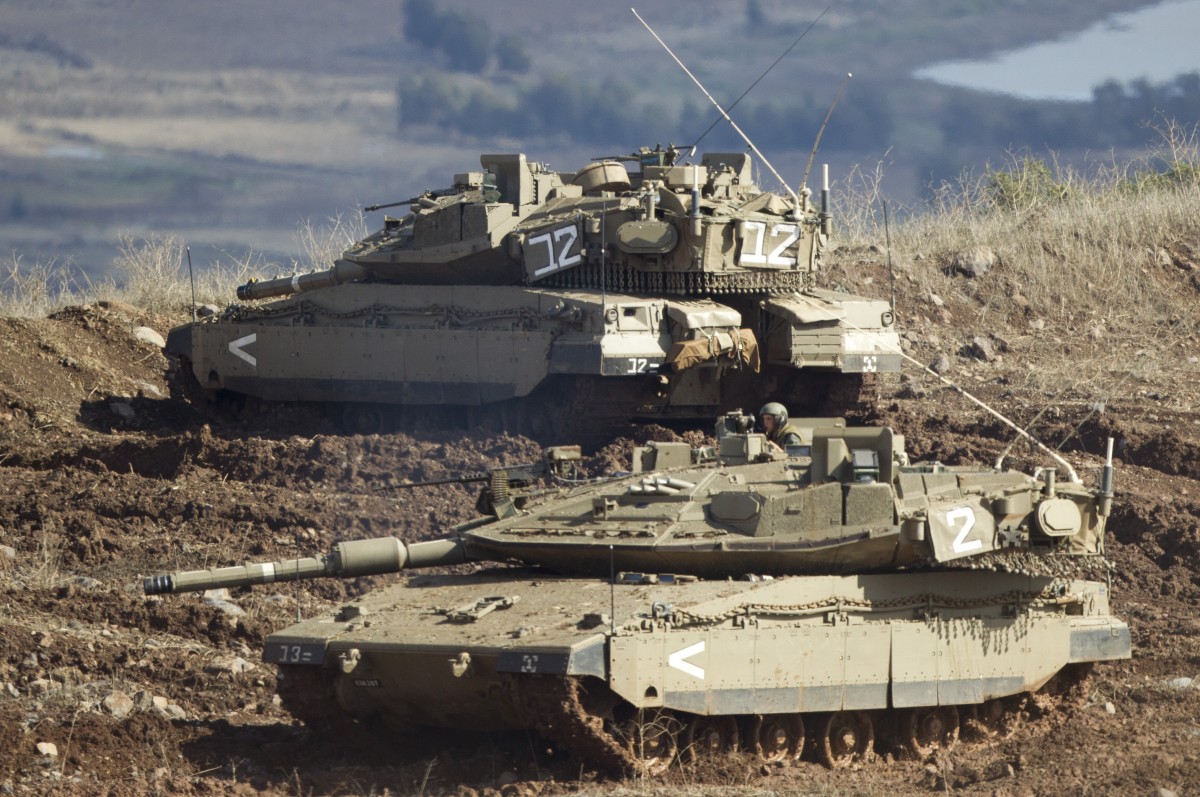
(801, 72, 851, 190)
(631, 8, 799, 207)
(691, 6, 831, 150)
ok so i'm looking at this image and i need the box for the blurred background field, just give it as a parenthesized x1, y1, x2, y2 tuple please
(1, 0, 1197, 287)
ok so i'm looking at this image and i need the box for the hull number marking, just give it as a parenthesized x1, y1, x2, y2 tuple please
(946, 506, 982, 553)
(530, 226, 582, 277)
(738, 221, 800, 267)
(277, 644, 312, 664)
(668, 640, 706, 680)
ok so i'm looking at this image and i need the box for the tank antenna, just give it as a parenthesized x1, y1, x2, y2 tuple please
(294, 534, 302, 623)
(800, 72, 851, 191)
(690, 6, 830, 150)
(600, 200, 607, 301)
(884, 201, 895, 313)
(792, 297, 1082, 482)
(186, 246, 197, 322)
(631, 8, 799, 208)
(608, 544, 616, 635)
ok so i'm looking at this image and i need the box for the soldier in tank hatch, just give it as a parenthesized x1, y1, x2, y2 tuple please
(760, 402, 802, 450)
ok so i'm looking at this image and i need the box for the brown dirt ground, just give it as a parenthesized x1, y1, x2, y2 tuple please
(2, 263, 1200, 796)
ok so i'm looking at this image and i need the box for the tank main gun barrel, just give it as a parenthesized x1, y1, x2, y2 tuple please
(143, 537, 466, 596)
(372, 471, 491, 491)
(363, 196, 423, 212)
(236, 260, 369, 302)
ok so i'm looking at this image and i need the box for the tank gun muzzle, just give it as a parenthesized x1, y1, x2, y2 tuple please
(236, 260, 369, 302)
(143, 537, 467, 596)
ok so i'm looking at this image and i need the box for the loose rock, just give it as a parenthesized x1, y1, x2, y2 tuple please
(951, 246, 997, 277)
(205, 656, 255, 675)
(103, 690, 135, 718)
(967, 336, 997, 362)
(133, 326, 166, 348)
(109, 401, 136, 421)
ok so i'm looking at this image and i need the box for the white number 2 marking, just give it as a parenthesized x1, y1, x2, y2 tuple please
(530, 226, 581, 277)
(946, 506, 982, 553)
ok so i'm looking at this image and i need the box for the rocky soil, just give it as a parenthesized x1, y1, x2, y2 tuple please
(2, 261, 1200, 796)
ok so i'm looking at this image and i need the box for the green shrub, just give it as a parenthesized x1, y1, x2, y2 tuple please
(983, 154, 1076, 211)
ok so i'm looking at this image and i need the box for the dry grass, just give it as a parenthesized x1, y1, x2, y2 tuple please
(0, 253, 101, 318)
(108, 234, 262, 314)
(289, 213, 368, 274)
(833, 128, 1200, 411)
(838, 143, 1200, 328)
(0, 214, 370, 318)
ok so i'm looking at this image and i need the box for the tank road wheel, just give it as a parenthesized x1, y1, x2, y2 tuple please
(683, 715, 739, 762)
(340, 403, 387, 435)
(817, 711, 874, 768)
(900, 705, 959, 758)
(965, 697, 1022, 739)
(753, 714, 804, 763)
(619, 709, 682, 775)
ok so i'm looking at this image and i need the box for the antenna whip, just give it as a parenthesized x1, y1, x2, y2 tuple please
(801, 72, 851, 190)
(631, 8, 799, 205)
(691, 6, 831, 149)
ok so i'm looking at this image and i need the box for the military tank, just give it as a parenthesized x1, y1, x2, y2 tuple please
(167, 145, 900, 437)
(144, 415, 1128, 773)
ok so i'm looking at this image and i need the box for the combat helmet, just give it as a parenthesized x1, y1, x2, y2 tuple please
(759, 401, 789, 426)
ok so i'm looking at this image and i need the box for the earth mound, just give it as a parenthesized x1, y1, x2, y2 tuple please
(0, 298, 1197, 796)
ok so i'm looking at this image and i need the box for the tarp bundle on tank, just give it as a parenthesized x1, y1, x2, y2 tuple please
(666, 328, 759, 371)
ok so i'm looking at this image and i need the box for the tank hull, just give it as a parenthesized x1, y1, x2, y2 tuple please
(167, 148, 904, 433)
(169, 283, 897, 429)
(268, 569, 1128, 767)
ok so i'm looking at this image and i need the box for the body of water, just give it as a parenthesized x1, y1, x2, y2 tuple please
(914, 0, 1200, 101)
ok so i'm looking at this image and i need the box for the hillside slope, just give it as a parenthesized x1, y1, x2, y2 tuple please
(2, 219, 1200, 793)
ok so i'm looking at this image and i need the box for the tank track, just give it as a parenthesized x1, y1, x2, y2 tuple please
(273, 663, 1094, 774)
(515, 675, 639, 776)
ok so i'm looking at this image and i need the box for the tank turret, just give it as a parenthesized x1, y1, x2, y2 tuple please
(144, 420, 1114, 595)
(166, 146, 900, 438)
